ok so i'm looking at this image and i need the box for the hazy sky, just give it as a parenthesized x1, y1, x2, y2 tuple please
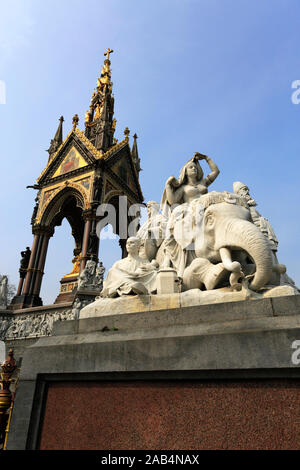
(0, 0, 300, 305)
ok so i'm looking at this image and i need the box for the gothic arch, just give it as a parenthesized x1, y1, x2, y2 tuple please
(103, 189, 125, 204)
(40, 187, 87, 261)
(40, 184, 88, 229)
(10, 186, 89, 309)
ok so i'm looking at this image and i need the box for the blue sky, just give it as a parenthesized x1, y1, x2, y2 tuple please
(0, 0, 300, 305)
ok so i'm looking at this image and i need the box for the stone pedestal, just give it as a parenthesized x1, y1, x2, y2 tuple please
(5, 292, 300, 450)
(54, 276, 78, 304)
(156, 268, 180, 295)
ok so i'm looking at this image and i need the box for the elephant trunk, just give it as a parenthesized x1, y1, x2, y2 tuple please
(216, 218, 273, 291)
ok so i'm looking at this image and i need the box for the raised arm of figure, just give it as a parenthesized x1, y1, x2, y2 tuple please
(165, 176, 184, 205)
(194, 153, 220, 186)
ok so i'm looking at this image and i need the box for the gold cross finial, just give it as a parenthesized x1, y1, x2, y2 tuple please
(104, 48, 114, 61)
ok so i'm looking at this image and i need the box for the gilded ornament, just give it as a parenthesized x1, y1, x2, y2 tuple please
(104, 48, 114, 61)
(72, 114, 79, 130)
(85, 110, 91, 124)
(124, 127, 130, 142)
(63, 254, 82, 278)
(94, 103, 102, 120)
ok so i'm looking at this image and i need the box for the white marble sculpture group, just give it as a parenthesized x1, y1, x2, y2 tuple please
(98, 153, 296, 301)
(0, 153, 298, 332)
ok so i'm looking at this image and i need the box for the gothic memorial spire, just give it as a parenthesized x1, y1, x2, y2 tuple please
(84, 48, 115, 153)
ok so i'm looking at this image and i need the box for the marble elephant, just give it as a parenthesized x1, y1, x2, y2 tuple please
(154, 191, 285, 292)
(183, 192, 286, 292)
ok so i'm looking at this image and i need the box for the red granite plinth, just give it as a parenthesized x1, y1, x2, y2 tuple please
(39, 380, 300, 450)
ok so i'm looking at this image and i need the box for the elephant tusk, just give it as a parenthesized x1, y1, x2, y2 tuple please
(219, 247, 242, 273)
(272, 264, 286, 275)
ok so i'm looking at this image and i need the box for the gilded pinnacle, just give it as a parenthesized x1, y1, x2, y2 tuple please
(90, 90, 95, 104)
(85, 109, 91, 123)
(72, 114, 79, 130)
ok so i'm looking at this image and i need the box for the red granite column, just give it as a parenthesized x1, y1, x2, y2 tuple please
(22, 234, 40, 296)
(16, 277, 24, 297)
(80, 218, 92, 272)
(32, 233, 51, 296)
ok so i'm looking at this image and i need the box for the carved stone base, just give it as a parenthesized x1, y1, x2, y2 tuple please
(6, 290, 300, 450)
(80, 284, 300, 319)
(2, 302, 74, 360)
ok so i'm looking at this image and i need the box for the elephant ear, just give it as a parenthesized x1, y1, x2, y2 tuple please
(172, 203, 195, 249)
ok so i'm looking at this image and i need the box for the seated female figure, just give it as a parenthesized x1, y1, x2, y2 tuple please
(159, 153, 220, 277)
